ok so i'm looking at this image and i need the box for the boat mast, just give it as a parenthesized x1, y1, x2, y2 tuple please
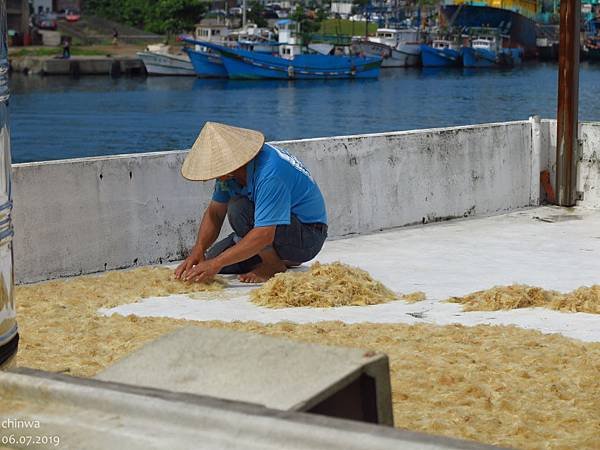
(365, 0, 370, 38)
(416, 0, 422, 41)
(243, 0, 247, 31)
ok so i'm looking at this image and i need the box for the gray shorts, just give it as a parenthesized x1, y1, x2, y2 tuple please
(205, 196, 328, 274)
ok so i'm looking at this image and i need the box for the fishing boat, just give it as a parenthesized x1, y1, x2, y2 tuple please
(137, 44, 195, 76)
(441, 0, 538, 59)
(536, 37, 559, 61)
(183, 46, 228, 78)
(352, 28, 421, 67)
(181, 21, 234, 78)
(586, 36, 600, 62)
(420, 40, 461, 67)
(182, 21, 280, 78)
(193, 40, 382, 79)
(461, 36, 523, 68)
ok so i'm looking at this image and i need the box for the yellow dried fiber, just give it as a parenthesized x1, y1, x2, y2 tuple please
(449, 284, 600, 314)
(22, 266, 224, 309)
(11, 270, 600, 449)
(250, 261, 397, 308)
(554, 285, 600, 314)
(401, 291, 427, 303)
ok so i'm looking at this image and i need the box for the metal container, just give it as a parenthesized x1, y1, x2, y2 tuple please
(0, 1, 18, 368)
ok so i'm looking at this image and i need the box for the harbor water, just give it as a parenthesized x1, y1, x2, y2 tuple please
(9, 62, 600, 163)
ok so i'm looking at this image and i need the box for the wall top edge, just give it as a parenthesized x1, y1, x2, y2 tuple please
(13, 119, 541, 169)
(13, 149, 190, 169)
(541, 119, 600, 126)
(273, 119, 534, 145)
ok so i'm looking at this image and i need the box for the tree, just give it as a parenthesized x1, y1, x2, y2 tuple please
(247, 1, 268, 28)
(84, 0, 208, 35)
(290, 5, 321, 46)
(146, 0, 208, 35)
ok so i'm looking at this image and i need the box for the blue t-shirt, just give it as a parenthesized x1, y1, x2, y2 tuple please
(212, 144, 327, 227)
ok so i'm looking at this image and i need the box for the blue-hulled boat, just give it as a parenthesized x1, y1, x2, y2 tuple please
(461, 37, 523, 68)
(181, 35, 280, 78)
(196, 40, 382, 80)
(420, 40, 461, 67)
(441, 1, 538, 59)
(183, 47, 228, 78)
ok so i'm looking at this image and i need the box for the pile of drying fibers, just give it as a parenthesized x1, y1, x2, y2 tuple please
(14, 275, 600, 450)
(449, 284, 600, 314)
(29, 266, 225, 309)
(12, 269, 600, 449)
(250, 261, 404, 308)
(15, 266, 224, 374)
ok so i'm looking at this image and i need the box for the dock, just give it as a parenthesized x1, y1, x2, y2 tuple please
(9, 55, 146, 76)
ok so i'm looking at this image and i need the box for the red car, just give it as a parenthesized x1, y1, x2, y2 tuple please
(65, 9, 81, 22)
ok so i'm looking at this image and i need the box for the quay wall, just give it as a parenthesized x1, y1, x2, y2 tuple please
(579, 123, 600, 208)
(12, 121, 538, 283)
(10, 56, 145, 76)
(543, 120, 600, 208)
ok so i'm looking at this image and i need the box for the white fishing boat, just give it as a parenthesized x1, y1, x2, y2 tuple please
(353, 28, 421, 67)
(137, 44, 195, 76)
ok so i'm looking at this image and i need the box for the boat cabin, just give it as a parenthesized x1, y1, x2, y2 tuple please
(471, 37, 495, 50)
(279, 44, 298, 59)
(194, 23, 231, 43)
(371, 29, 399, 47)
(237, 25, 278, 53)
(276, 19, 298, 45)
(432, 39, 452, 49)
(276, 19, 301, 59)
(370, 28, 420, 47)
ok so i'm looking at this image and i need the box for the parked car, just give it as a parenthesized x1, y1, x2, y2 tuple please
(65, 9, 81, 22)
(33, 14, 58, 30)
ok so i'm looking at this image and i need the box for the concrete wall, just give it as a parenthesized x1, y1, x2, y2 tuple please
(578, 123, 600, 208)
(542, 120, 600, 208)
(12, 121, 538, 283)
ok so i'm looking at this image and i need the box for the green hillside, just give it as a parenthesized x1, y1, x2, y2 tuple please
(319, 19, 378, 37)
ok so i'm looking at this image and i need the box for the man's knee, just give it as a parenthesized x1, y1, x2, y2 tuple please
(227, 196, 254, 237)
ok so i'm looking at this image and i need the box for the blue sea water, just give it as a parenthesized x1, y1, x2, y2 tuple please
(8, 62, 600, 163)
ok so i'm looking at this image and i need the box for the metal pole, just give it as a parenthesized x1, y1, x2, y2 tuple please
(243, 0, 247, 31)
(555, 0, 581, 206)
(365, 1, 369, 39)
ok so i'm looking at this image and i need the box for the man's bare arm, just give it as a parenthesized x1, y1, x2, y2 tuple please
(213, 226, 275, 269)
(183, 226, 276, 282)
(195, 201, 228, 253)
(174, 201, 228, 279)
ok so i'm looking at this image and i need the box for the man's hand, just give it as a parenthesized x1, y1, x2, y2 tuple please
(181, 258, 223, 284)
(174, 247, 205, 280)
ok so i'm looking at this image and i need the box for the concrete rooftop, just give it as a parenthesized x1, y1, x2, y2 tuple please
(104, 206, 600, 342)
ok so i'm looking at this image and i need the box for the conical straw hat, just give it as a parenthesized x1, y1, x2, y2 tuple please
(182, 122, 265, 181)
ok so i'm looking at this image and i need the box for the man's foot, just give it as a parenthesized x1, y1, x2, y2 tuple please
(239, 261, 287, 283)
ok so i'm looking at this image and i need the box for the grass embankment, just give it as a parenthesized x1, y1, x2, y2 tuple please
(11, 47, 108, 57)
(319, 19, 377, 37)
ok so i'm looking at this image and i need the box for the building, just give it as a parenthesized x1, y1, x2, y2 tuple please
(331, 1, 353, 18)
(32, 0, 53, 15)
(6, 0, 29, 34)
